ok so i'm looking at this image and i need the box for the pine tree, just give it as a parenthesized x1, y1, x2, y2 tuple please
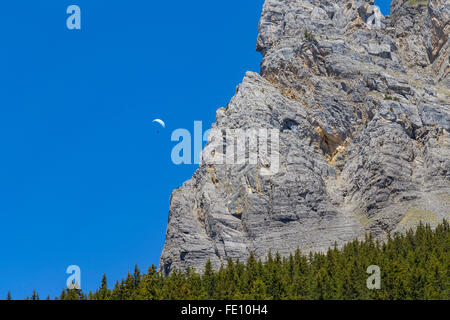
(9, 220, 448, 301)
(60, 289, 67, 300)
(99, 274, 110, 300)
(31, 289, 39, 301)
(133, 264, 141, 289)
(250, 279, 268, 300)
(122, 272, 135, 299)
(202, 259, 215, 299)
(138, 265, 161, 300)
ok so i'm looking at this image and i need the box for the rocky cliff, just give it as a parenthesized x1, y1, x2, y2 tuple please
(160, 0, 450, 275)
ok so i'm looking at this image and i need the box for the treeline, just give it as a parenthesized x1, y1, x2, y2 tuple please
(18, 221, 450, 300)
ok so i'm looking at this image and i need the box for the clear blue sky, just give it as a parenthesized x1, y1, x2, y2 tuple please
(0, 1, 391, 299)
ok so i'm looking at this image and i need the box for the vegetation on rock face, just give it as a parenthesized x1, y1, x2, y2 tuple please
(304, 30, 318, 44)
(18, 221, 449, 300)
(405, 0, 429, 7)
(384, 94, 400, 102)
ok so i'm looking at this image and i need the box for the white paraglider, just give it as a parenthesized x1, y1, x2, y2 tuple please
(152, 119, 166, 128)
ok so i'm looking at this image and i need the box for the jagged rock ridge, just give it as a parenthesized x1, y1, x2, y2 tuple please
(160, 0, 450, 274)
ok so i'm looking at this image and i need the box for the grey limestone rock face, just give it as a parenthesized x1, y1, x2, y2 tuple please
(160, 0, 450, 275)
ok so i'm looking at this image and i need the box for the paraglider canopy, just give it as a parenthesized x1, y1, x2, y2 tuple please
(152, 119, 166, 128)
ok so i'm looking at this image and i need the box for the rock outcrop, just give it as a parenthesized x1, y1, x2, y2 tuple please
(160, 0, 450, 275)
